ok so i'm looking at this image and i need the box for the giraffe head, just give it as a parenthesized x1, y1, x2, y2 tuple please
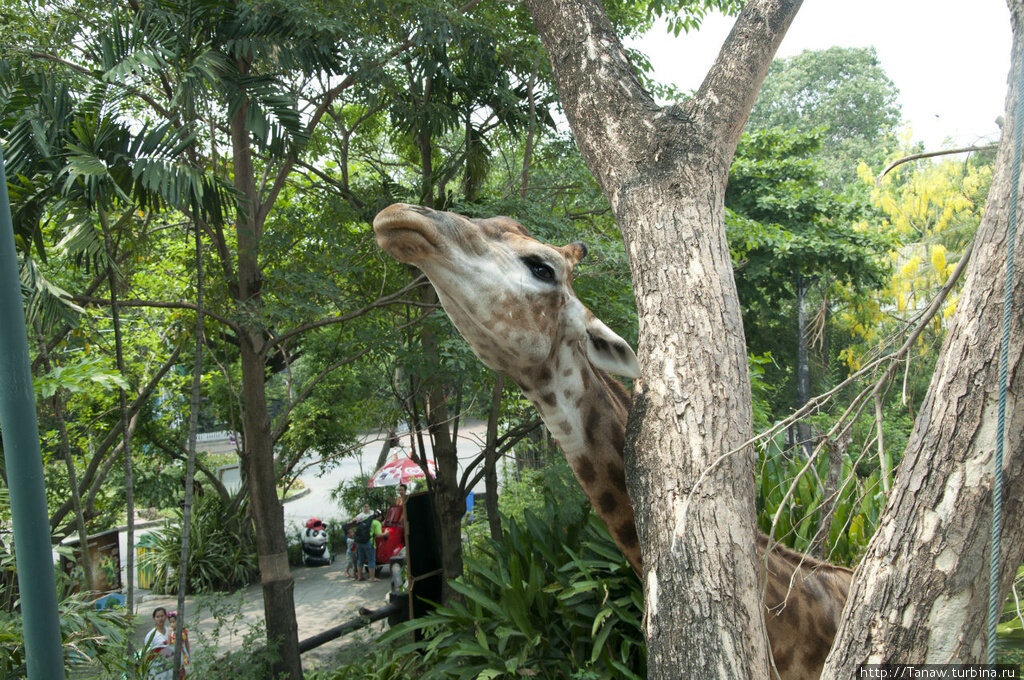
(373, 203, 639, 383)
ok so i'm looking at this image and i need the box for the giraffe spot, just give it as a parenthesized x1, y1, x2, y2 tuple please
(540, 392, 557, 407)
(607, 463, 627, 493)
(766, 580, 786, 607)
(562, 367, 573, 378)
(584, 407, 601, 447)
(598, 491, 618, 514)
(537, 365, 552, 384)
(772, 644, 794, 674)
(558, 420, 573, 435)
(576, 458, 597, 484)
(563, 389, 573, 400)
(610, 422, 625, 454)
(615, 521, 639, 548)
(806, 636, 829, 673)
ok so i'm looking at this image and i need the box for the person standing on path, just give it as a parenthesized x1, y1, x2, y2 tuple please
(143, 607, 169, 650)
(167, 611, 191, 676)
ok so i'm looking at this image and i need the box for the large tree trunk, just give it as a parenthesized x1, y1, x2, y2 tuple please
(821, 6, 1024, 672)
(520, 0, 801, 677)
(231, 95, 303, 679)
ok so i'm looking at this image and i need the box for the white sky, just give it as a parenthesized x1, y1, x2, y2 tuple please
(628, 0, 1013, 150)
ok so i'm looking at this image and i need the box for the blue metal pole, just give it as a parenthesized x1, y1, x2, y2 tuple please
(0, 149, 66, 677)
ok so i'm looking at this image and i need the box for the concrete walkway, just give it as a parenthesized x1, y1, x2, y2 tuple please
(133, 559, 395, 671)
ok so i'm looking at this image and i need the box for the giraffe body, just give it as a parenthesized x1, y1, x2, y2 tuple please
(373, 203, 852, 680)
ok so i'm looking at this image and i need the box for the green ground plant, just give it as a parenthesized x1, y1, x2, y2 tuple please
(145, 494, 258, 594)
(0, 578, 128, 678)
(755, 430, 884, 566)
(379, 494, 643, 680)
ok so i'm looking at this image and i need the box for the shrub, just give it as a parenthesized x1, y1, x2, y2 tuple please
(146, 494, 258, 593)
(382, 497, 644, 679)
(306, 643, 423, 680)
(0, 588, 129, 678)
(330, 475, 397, 518)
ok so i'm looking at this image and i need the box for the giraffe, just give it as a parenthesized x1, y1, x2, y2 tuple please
(373, 203, 853, 680)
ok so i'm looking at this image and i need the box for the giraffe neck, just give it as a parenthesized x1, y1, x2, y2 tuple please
(513, 345, 851, 680)
(513, 343, 641, 573)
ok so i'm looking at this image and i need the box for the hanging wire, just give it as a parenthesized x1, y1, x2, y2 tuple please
(987, 36, 1022, 666)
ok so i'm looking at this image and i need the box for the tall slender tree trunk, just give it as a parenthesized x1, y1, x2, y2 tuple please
(484, 376, 504, 541)
(416, 284, 466, 590)
(100, 215, 135, 618)
(231, 93, 302, 679)
(174, 223, 204, 679)
(33, 322, 94, 592)
(795, 272, 813, 456)
(822, 7, 1024, 671)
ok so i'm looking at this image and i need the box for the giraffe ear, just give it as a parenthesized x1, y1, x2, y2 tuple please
(584, 315, 640, 379)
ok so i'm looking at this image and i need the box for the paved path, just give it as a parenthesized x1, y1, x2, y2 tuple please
(134, 560, 395, 671)
(126, 422, 495, 670)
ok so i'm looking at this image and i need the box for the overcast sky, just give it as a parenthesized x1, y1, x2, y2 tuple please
(627, 0, 1013, 151)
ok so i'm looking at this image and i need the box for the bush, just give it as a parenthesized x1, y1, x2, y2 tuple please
(306, 643, 423, 680)
(329, 475, 397, 518)
(0, 588, 129, 678)
(755, 430, 884, 566)
(146, 494, 258, 593)
(382, 497, 644, 679)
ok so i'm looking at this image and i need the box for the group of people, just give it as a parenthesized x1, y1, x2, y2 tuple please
(143, 606, 191, 676)
(344, 483, 408, 581)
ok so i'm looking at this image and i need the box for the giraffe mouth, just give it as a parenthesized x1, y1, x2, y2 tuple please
(373, 204, 442, 263)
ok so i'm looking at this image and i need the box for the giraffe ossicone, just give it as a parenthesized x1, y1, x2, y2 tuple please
(373, 203, 851, 680)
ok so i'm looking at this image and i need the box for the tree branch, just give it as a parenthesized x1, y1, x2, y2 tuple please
(877, 144, 999, 181)
(69, 295, 239, 332)
(691, 0, 803, 152)
(266, 275, 432, 349)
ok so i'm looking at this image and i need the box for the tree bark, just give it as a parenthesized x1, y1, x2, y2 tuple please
(33, 322, 94, 593)
(795, 273, 813, 456)
(231, 93, 302, 679)
(100, 214, 136, 617)
(520, 0, 801, 677)
(415, 286, 466, 589)
(174, 222, 204, 679)
(821, 5, 1024, 671)
(484, 375, 504, 541)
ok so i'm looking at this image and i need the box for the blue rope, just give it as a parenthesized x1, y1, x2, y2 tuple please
(987, 40, 1022, 666)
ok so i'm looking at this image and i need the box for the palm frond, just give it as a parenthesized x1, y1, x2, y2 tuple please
(19, 255, 85, 333)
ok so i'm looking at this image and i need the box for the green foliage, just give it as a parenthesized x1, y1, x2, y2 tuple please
(726, 126, 892, 417)
(748, 352, 776, 433)
(727, 128, 891, 306)
(146, 494, 258, 594)
(0, 553, 130, 679)
(306, 644, 424, 680)
(747, 46, 902, 188)
(381, 499, 644, 679)
(330, 474, 399, 518)
(997, 564, 1024, 670)
(755, 433, 884, 566)
(34, 355, 129, 399)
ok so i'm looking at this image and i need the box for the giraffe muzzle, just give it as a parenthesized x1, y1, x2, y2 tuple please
(373, 203, 443, 263)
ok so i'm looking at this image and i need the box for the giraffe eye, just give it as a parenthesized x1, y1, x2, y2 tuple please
(523, 257, 556, 283)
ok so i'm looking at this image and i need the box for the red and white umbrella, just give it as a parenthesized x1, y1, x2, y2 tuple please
(367, 453, 436, 488)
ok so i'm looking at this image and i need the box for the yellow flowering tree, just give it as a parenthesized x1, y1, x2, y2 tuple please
(838, 148, 993, 373)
